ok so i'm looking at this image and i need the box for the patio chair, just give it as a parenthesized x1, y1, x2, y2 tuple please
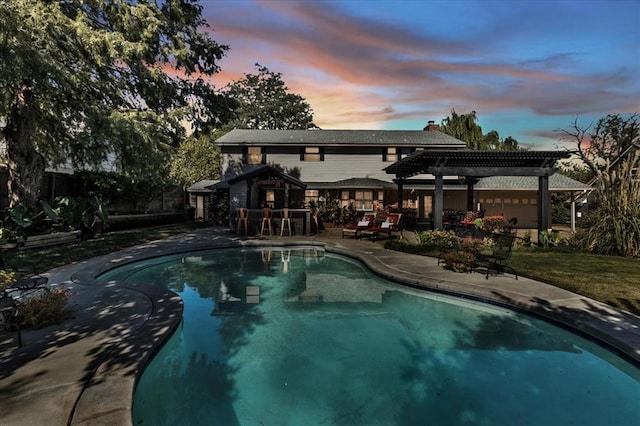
(476, 232, 518, 280)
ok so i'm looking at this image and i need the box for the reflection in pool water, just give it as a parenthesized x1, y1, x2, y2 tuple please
(98, 247, 640, 426)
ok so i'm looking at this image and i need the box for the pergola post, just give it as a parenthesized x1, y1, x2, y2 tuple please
(434, 174, 443, 230)
(466, 178, 475, 211)
(570, 194, 576, 232)
(397, 179, 404, 211)
(538, 175, 550, 241)
(397, 180, 404, 232)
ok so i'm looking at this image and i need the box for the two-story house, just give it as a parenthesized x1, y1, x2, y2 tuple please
(188, 126, 589, 230)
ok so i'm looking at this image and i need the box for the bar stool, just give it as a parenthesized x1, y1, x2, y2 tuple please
(236, 208, 249, 235)
(260, 207, 272, 236)
(280, 208, 292, 236)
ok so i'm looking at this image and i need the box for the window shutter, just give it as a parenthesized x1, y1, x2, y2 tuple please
(382, 147, 387, 162)
(300, 147, 305, 161)
(242, 147, 248, 164)
(261, 147, 266, 164)
(320, 147, 325, 161)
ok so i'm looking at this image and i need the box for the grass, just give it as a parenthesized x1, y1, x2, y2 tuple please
(3, 222, 640, 316)
(509, 250, 640, 316)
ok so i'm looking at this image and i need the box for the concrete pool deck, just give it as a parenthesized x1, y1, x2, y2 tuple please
(1, 226, 639, 425)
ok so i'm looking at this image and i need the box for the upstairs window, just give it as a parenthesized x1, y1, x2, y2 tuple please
(244, 146, 265, 164)
(301, 146, 324, 161)
(383, 147, 398, 162)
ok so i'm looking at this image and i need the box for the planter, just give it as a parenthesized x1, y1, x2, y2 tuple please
(19, 231, 82, 250)
(0, 239, 19, 250)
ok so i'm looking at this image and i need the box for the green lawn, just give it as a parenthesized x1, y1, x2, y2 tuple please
(4, 223, 640, 317)
(509, 251, 640, 316)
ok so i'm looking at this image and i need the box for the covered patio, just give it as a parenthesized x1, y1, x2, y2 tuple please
(384, 150, 572, 240)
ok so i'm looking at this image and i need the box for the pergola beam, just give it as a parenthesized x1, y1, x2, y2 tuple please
(430, 166, 554, 177)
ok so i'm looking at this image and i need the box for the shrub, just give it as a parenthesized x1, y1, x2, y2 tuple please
(415, 230, 460, 252)
(384, 239, 429, 255)
(460, 239, 484, 257)
(587, 152, 640, 257)
(517, 230, 532, 248)
(538, 229, 560, 249)
(553, 229, 591, 253)
(0, 270, 16, 291)
(16, 289, 74, 329)
(442, 250, 476, 273)
(482, 216, 508, 233)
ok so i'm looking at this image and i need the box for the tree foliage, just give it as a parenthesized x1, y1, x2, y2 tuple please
(439, 109, 520, 151)
(557, 113, 640, 176)
(73, 169, 174, 213)
(0, 0, 230, 207)
(440, 110, 485, 149)
(170, 132, 222, 186)
(223, 63, 316, 130)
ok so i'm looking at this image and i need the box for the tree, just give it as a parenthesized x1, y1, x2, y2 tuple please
(0, 0, 230, 208)
(170, 132, 222, 187)
(440, 110, 485, 149)
(439, 109, 520, 151)
(223, 63, 317, 130)
(557, 113, 640, 176)
(500, 136, 520, 151)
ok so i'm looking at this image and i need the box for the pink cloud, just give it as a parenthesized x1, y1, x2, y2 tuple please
(195, 0, 639, 138)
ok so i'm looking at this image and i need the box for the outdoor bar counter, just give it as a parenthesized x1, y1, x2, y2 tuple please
(235, 208, 312, 236)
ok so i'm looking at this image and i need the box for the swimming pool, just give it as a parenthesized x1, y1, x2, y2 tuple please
(98, 246, 640, 425)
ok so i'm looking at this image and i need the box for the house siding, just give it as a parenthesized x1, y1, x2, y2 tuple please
(208, 129, 581, 230)
(222, 146, 429, 182)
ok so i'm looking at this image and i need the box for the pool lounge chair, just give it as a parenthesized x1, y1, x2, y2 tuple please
(342, 214, 375, 239)
(363, 213, 403, 241)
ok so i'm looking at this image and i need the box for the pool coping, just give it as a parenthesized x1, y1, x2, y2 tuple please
(1, 227, 639, 425)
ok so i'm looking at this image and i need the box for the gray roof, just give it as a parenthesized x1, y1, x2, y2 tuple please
(226, 164, 306, 188)
(307, 177, 394, 189)
(215, 129, 467, 147)
(187, 180, 220, 192)
(475, 174, 591, 191)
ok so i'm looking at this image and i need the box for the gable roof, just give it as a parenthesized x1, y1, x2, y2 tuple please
(187, 179, 230, 192)
(226, 164, 306, 188)
(187, 179, 220, 192)
(215, 129, 467, 148)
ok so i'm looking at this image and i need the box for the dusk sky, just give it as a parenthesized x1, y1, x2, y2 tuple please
(200, 0, 640, 150)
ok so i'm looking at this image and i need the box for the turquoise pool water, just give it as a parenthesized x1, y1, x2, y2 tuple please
(98, 247, 640, 426)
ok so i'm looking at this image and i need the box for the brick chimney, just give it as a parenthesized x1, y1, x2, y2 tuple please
(423, 120, 440, 131)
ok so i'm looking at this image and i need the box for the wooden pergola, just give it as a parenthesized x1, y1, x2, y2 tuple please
(384, 150, 572, 239)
